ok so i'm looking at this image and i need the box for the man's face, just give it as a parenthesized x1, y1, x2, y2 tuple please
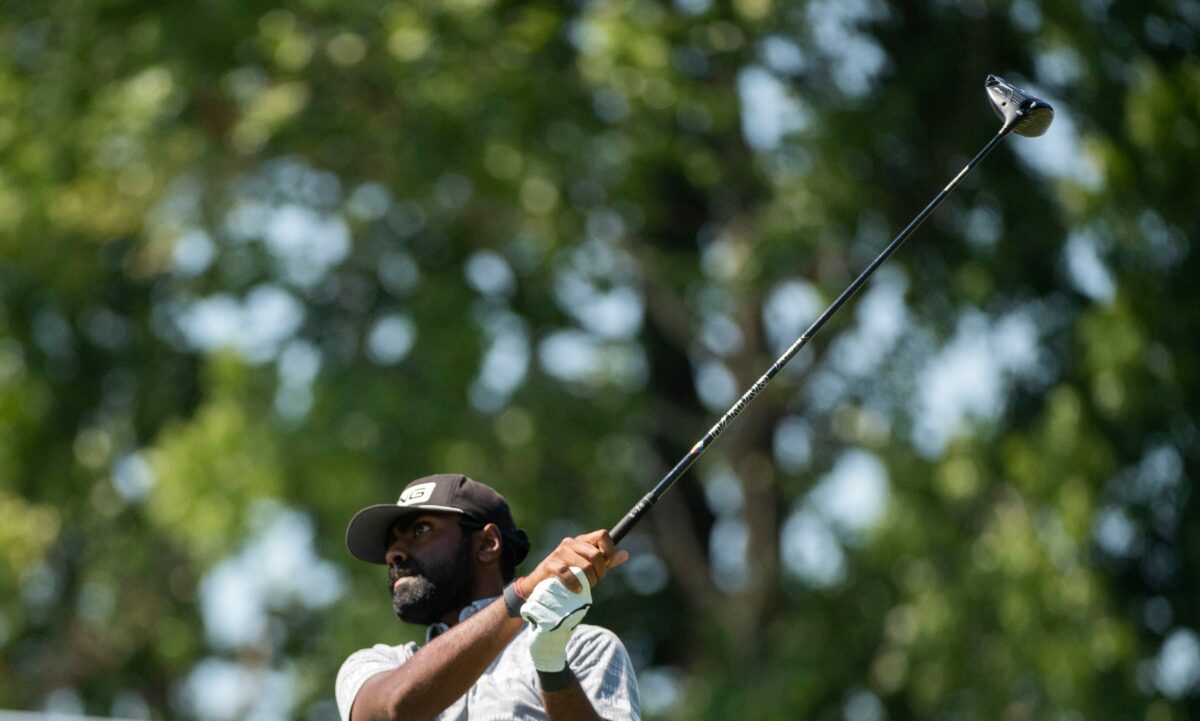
(386, 513, 476, 625)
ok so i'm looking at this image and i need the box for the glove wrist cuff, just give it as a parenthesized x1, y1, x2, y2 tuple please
(537, 668, 576, 692)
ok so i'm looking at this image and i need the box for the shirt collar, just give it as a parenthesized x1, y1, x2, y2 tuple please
(425, 596, 498, 644)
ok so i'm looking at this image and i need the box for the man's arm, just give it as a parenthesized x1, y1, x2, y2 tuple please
(350, 598, 523, 721)
(352, 614, 617, 721)
(522, 532, 637, 721)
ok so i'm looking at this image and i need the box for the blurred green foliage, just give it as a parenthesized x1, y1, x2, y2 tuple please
(1, 0, 1197, 720)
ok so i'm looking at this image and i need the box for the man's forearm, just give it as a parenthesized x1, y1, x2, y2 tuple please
(540, 669, 610, 721)
(352, 599, 523, 721)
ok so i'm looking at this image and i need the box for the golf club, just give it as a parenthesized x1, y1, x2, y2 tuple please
(609, 75, 1054, 543)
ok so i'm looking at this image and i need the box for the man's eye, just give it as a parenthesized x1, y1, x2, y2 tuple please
(413, 523, 430, 536)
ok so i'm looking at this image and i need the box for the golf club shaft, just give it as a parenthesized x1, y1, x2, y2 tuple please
(610, 125, 1016, 543)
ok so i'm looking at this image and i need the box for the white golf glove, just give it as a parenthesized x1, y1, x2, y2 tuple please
(521, 567, 592, 672)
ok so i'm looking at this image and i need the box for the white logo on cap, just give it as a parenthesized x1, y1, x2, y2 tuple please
(397, 482, 436, 506)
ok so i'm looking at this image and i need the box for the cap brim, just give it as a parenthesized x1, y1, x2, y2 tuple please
(345, 504, 465, 564)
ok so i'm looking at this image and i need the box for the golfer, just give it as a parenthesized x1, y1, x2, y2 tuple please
(336, 473, 642, 721)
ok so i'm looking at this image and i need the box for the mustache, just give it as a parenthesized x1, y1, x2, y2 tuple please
(389, 561, 424, 585)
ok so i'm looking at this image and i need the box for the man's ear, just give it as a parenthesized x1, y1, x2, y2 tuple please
(476, 523, 503, 565)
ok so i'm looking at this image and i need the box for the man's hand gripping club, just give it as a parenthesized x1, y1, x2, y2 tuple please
(516, 531, 629, 673)
(522, 567, 590, 672)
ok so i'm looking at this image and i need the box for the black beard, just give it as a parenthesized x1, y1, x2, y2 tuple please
(389, 536, 475, 625)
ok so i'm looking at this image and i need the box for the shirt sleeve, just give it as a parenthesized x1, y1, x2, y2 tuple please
(566, 626, 641, 721)
(335, 643, 414, 721)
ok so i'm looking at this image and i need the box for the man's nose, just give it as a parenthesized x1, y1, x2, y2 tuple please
(385, 538, 409, 567)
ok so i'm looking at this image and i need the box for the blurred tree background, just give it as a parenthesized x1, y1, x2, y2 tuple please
(1, 0, 1197, 719)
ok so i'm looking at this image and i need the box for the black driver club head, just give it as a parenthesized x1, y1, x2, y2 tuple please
(986, 75, 1054, 137)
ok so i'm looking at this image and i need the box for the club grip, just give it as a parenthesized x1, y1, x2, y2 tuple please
(610, 515, 636, 544)
(610, 498, 652, 544)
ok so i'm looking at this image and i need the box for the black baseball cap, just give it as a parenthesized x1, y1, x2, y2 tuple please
(345, 473, 531, 566)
